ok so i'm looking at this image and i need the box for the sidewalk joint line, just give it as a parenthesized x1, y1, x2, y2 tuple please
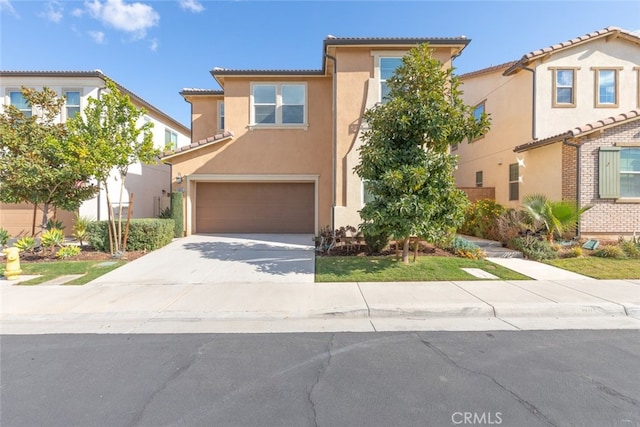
(549, 281, 631, 312)
(450, 281, 497, 318)
(356, 282, 371, 318)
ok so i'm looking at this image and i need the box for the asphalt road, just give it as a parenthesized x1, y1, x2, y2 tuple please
(1, 330, 639, 427)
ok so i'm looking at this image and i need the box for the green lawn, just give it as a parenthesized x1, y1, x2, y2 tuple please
(1, 260, 126, 285)
(315, 256, 530, 282)
(545, 258, 640, 280)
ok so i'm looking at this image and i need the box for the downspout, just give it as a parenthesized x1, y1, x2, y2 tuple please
(562, 138, 582, 238)
(325, 53, 337, 232)
(520, 66, 537, 141)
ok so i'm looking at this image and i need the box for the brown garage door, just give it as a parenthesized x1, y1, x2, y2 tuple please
(195, 182, 315, 233)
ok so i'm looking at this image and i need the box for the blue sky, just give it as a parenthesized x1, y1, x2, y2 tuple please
(1, 0, 639, 127)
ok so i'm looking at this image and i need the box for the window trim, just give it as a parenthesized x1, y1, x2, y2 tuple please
(635, 67, 640, 108)
(8, 89, 33, 117)
(164, 128, 178, 151)
(62, 88, 82, 121)
(508, 163, 519, 201)
(619, 146, 640, 199)
(371, 51, 406, 104)
(592, 67, 622, 108)
(249, 82, 308, 130)
(471, 101, 486, 142)
(361, 179, 375, 206)
(475, 171, 483, 188)
(217, 100, 225, 131)
(550, 67, 578, 108)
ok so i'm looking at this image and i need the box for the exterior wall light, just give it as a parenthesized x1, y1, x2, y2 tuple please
(176, 173, 183, 184)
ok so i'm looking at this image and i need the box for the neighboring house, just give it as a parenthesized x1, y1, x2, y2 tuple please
(0, 70, 190, 236)
(454, 27, 640, 238)
(163, 36, 470, 235)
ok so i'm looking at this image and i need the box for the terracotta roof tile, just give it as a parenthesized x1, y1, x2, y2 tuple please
(458, 61, 517, 79)
(161, 131, 234, 159)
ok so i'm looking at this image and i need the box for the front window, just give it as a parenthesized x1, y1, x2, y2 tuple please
(251, 83, 306, 126)
(64, 91, 81, 119)
(509, 163, 519, 201)
(553, 69, 575, 107)
(9, 91, 32, 117)
(620, 148, 640, 197)
(471, 102, 486, 141)
(218, 101, 225, 130)
(362, 180, 375, 205)
(380, 57, 402, 103)
(164, 129, 178, 150)
(595, 68, 618, 107)
(475, 171, 483, 188)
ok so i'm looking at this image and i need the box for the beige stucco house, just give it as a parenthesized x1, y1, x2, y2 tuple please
(0, 71, 190, 236)
(454, 27, 640, 238)
(163, 36, 469, 235)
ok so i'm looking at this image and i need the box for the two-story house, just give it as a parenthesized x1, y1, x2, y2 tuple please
(0, 70, 190, 236)
(454, 27, 640, 238)
(162, 36, 469, 235)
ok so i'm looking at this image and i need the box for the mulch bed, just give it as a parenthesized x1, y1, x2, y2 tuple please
(318, 240, 454, 257)
(19, 246, 148, 263)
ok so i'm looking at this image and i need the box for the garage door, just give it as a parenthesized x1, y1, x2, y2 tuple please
(195, 182, 315, 233)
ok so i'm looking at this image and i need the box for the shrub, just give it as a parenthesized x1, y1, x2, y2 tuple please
(363, 229, 390, 254)
(87, 219, 175, 252)
(448, 236, 486, 260)
(559, 246, 583, 258)
(41, 228, 65, 255)
(618, 238, 640, 258)
(14, 236, 36, 253)
(593, 244, 626, 259)
(460, 199, 506, 241)
(171, 192, 184, 238)
(56, 245, 81, 259)
(510, 236, 558, 261)
(0, 228, 9, 247)
(158, 207, 172, 219)
(496, 209, 528, 246)
(45, 218, 65, 231)
(72, 214, 93, 246)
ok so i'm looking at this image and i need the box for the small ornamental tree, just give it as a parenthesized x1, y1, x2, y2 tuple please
(67, 79, 158, 255)
(355, 43, 490, 264)
(0, 87, 97, 234)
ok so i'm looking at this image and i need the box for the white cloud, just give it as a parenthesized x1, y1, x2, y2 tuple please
(179, 0, 204, 13)
(71, 8, 84, 17)
(0, 0, 18, 16)
(88, 30, 106, 44)
(41, 1, 64, 23)
(84, 0, 159, 40)
(149, 38, 158, 52)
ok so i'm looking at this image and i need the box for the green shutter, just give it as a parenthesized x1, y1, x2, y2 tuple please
(599, 147, 620, 198)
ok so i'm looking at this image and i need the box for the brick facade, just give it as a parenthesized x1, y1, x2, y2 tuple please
(578, 120, 640, 238)
(561, 143, 578, 201)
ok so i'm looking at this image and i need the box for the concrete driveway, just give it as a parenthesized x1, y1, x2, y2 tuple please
(87, 234, 316, 286)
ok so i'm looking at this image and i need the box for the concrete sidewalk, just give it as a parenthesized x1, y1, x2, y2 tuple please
(2, 278, 639, 334)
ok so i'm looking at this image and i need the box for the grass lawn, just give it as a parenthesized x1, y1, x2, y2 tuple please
(545, 258, 640, 280)
(316, 256, 530, 282)
(1, 260, 126, 285)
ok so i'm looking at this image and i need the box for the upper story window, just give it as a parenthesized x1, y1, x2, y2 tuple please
(471, 101, 486, 141)
(64, 90, 81, 119)
(380, 57, 403, 103)
(250, 83, 306, 128)
(165, 129, 178, 150)
(552, 68, 576, 107)
(509, 163, 519, 201)
(475, 171, 483, 188)
(362, 180, 375, 206)
(9, 91, 32, 117)
(593, 68, 620, 107)
(218, 101, 225, 130)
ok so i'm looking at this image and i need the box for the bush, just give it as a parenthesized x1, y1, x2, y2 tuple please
(496, 209, 528, 246)
(73, 214, 93, 246)
(448, 236, 486, 260)
(510, 236, 558, 261)
(56, 245, 81, 259)
(459, 199, 506, 241)
(559, 246, 583, 258)
(0, 228, 9, 247)
(41, 228, 65, 254)
(171, 192, 184, 238)
(87, 219, 175, 252)
(363, 229, 390, 254)
(14, 236, 36, 253)
(593, 244, 626, 259)
(45, 218, 65, 231)
(618, 238, 640, 258)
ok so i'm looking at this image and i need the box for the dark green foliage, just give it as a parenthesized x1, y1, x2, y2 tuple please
(45, 218, 65, 231)
(0, 228, 9, 247)
(87, 219, 174, 252)
(593, 245, 626, 259)
(510, 236, 558, 261)
(619, 238, 640, 258)
(363, 229, 390, 254)
(459, 199, 506, 240)
(171, 192, 184, 238)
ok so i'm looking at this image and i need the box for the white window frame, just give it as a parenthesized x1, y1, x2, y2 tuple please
(361, 180, 375, 206)
(218, 100, 225, 131)
(249, 82, 308, 130)
(372, 51, 406, 104)
(8, 89, 32, 117)
(165, 128, 178, 150)
(63, 89, 82, 121)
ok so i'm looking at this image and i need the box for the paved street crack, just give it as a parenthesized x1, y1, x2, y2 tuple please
(414, 333, 559, 427)
(307, 333, 335, 427)
(581, 375, 640, 407)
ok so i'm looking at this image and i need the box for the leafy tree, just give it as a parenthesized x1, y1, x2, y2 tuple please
(355, 43, 490, 264)
(0, 87, 97, 234)
(522, 194, 591, 243)
(67, 79, 158, 255)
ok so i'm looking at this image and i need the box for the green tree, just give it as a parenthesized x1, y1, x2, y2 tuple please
(522, 194, 591, 243)
(67, 79, 158, 255)
(355, 44, 490, 264)
(0, 87, 97, 234)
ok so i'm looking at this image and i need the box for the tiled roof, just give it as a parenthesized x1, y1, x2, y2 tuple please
(504, 27, 640, 75)
(0, 70, 190, 133)
(211, 68, 324, 76)
(457, 61, 517, 79)
(180, 88, 224, 96)
(161, 131, 234, 160)
(514, 109, 640, 152)
(323, 36, 470, 45)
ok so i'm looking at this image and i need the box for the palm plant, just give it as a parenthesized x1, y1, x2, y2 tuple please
(522, 194, 591, 243)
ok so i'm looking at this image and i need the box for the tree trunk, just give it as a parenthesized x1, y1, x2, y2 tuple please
(31, 203, 38, 237)
(402, 237, 410, 265)
(41, 202, 50, 233)
(104, 184, 118, 254)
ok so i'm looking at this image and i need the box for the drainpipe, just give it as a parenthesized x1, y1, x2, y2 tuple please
(520, 66, 537, 141)
(563, 138, 582, 238)
(324, 53, 337, 232)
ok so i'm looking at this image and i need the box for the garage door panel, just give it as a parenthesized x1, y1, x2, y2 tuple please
(196, 182, 314, 233)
